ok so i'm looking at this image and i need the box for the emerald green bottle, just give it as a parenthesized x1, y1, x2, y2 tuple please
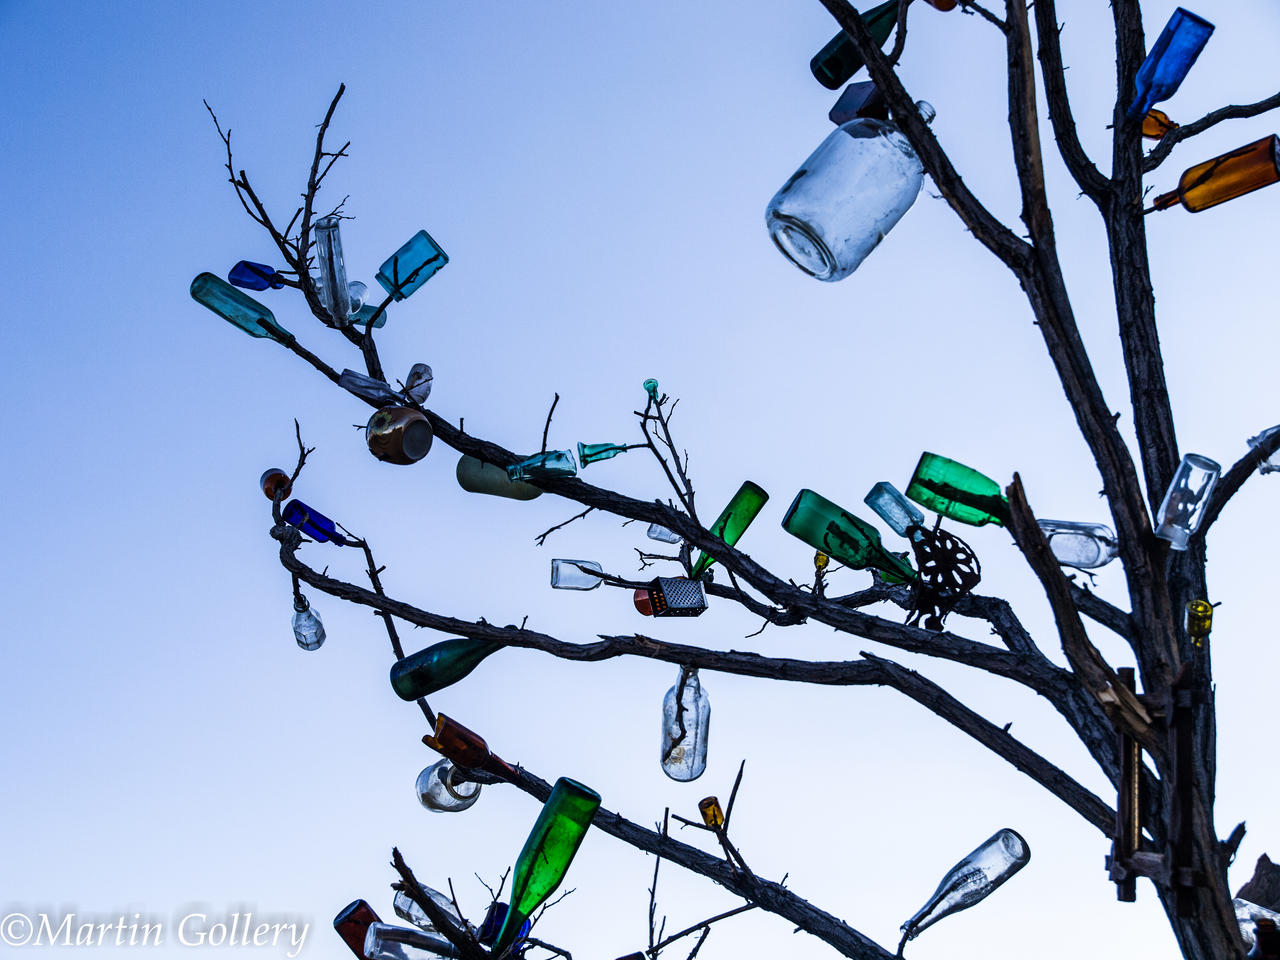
(781, 490, 916, 582)
(690, 481, 769, 579)
(905, 453, 1011, 527)
(390, 638, 503, 700)
(810, 0, 899, 90)
(493, 777, 602, 954)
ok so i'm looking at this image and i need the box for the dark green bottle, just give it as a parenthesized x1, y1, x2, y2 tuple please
(810, 0, 900, 90)
(390, 638, 503, 700)
(690, 481, 770, 579)
(781, 489, 916, 582)
(492, 777, 602, 954)
(905, 452, 1011, 527)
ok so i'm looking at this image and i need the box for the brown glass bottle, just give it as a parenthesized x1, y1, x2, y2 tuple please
(422, 713, 516, 781)
(1151, 135, 1280, 212)
(1142, 109, 1178, 139)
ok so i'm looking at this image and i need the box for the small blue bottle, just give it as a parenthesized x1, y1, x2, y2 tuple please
(282, 499, 345, 545)
(1126, 8, 1214, 120)
(375, 230, 449, 301)
(228, 260, 285, 291)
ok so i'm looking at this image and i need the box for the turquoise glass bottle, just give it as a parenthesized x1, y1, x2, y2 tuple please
(350, 302, 388, 328)
(905, 453, 1011, 527)
(391, 638, 503, 700)
(810, 0, 899, 90)
(690, 481, 769, 579)
(492, 777, 602, 954)
(781, 490, 916, 582)
(577, 442, 632, 467)
(190, 273, 293, 342)
(375, 230, 449, 301)
(507, 450, 577, 482)
(643, 379, 660, 403)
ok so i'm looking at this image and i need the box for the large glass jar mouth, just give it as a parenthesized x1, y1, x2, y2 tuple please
(767, 212, 839, 281)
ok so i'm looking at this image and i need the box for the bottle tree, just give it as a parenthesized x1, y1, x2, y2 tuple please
(192, 2, 1280, 958)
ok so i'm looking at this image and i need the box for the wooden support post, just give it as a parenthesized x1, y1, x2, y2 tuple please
(1169, 668, 1197, 917)
(1111, 666, 1141, 902)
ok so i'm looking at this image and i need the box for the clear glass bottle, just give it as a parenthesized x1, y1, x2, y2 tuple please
(228, 260, 284, 291)
(366, 406, 434, 464)
(647, 523, 682, 544)
(864, 481, 925, 537)
(282, 499, 345, 545)
(809, 0, 899, 90)
(1151, 135, 1280, 213)
(661, 667, 711, 782)
(691, 481, 770, 579)
(905, 452, 1011, 527)
(190, 273, 293, 342)
(346, 280, 368, 315)
(456, 455, 542, 500)
(405, 363, 433, 404)
(415, 759, 481, 813)
(1126, 7, 1214, 120)
(1036, 519, 1119, 568)
(551, 559, 604, 590)
(313, 215, 353, 326)
(339, 368, 404, 407)
(1248, 424, 1280, 474)
(391, 638, 503, 700)
(364, 922, 458, 960)
(781, 489, 917, 582)
(1154, 453, 1221, 549)
(506, 450, 577, 482)
(577, 442, 633, 467)
(900, 828, 1030, 942)
(394, 882, 464, 932)
(333, 899, 382, 960)
(376, 229, 449, 301)
(292, 595, 325, 651)
(766, 102, 933, 281)
(260, 467, 292, 501)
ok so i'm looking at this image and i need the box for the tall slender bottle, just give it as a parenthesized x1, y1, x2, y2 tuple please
(781, 490, 916, 582)
(809, 0, 899, 90)
(190, 273, 293, 342)
(314, 215, 353, 325)
(660, 667, 710, 781)
(492, 778, 602, 954)
(691, 481, 769, 579)
(1126, 7, 1214, 120)
(1150, 135, 1280, 213)
(905, 453, 1011, 527)
(391, 638, 503, 700)
(900, 828, 1030, 943)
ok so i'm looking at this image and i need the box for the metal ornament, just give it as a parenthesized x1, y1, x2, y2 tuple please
(906, 522, 981, 630)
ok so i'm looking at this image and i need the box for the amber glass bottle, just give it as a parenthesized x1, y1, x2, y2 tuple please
(1151, 135, 1280, 213)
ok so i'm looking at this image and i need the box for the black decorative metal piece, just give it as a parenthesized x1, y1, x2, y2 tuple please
(646, 577, 708, 618)
(905, 521, 981, 630)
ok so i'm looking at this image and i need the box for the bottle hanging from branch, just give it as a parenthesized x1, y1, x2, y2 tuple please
(507, 450, 577, 482)
(1126, 7, 1214, 120)
(456, 455, 543, 500)
(376, 229, 449, 301)
(1035, 520, 1119, 568)
(492, 777, 602, 955)
(190, 273, 293, 342)
(864, 481, 925, 538)
(551, 559, 604, 590)
(394, 882, 468, 933)
(698, 796, 725, 829)
(313, 215, 354, 326)
(690, 481, 769, 579)
(391, 637, 503, 700)
(415, 759, 482, 813)
(1153, 453, 1220, 549)
(1150, 135, 1280, 213)
(364, 922, 458, 960)
(1142, 109, 1179, 140)
(900, 828, 1030, 944)
(366, 406, 434, 464)
(282, 499, 346, 545)
(422, 713, 518, 782)
(339, 369, 403, 407)
(809, 0, 900, 90)
(291, 594, 326, 651)
(260, 467, 292, 501)
(333, 900, 382, 960)
(660, 666, 711, 782)
(228, 260, 284, 290)
(781, 490, 917, 582)
(905, 452, 1011, 527)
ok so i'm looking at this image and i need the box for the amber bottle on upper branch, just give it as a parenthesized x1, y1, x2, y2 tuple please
(1151, 135, 1280, 213)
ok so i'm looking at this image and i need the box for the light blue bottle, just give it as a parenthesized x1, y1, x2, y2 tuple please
(375, 230, 449, 301)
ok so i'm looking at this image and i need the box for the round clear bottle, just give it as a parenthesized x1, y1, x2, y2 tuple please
(416, 759, 481, 813)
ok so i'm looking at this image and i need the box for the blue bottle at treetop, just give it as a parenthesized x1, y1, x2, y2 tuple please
(1126, 8, 1214, 120)
(228, 260, 284, 291)
(282, 499, 344, 545)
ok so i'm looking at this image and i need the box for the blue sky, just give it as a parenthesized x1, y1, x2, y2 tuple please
(2, 2, 1278, 958)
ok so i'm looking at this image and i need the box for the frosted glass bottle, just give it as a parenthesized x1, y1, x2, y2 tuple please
(292, 596, 326, 651)
(864, 481, 925, 537)
(1154, 453, 1220, 550)
(647, 523, 682, 544)
(339, 369, 403, 407)
(766, 103, 933, 281)
(901, 828, 1030, 942)
(456, 455, 542, 500)
(1036, 520, 1119, 568)
(314, 215, 352, 326)
(415, 759, 481, 813)
(661, 667, 711, 782)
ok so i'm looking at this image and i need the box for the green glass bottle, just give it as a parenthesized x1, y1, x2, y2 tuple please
(690, 481, 770, 579)
(905, 453, 1011, 527)
(577, 442, 633, 467)
(190, 273, 293, 343)
(390, 638, 503, 700)
(810, 0, 899, 90)
(493, 777, 602, 954)
(781, 490, 916, 582)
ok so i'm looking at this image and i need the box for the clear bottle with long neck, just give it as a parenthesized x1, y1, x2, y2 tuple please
(660, 666, 711, 781)
(313, 215, 352, 326)
(900, 828, 1030, 943)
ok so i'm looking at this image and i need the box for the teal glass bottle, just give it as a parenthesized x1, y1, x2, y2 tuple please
(350, 302, 388, 328)
(643, 379, 660, 403)
(507, 450, 577, 482)
(190, 273, 293, 343)
(492, 777, 602, 955)
(690, 481, 769, 579)
(375, 230, 449, 301)
(456, 455, 543, 500)
(810, 0, 899, 90)
(390, 638, 503, 700)
(577, 442, 632, 467)
(781, 489, 916, 582)
(905, 452, 1011, 527)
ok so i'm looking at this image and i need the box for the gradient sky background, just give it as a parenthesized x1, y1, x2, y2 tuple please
(2, 2, 1278, 958)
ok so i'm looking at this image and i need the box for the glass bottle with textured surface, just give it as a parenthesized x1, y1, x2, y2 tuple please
(260, 467, 291, 501)
(376, 229, 449, 301)
(292, 595, 325, 650)
(905, 452, 1011, 527)
(507, 449, 577, 482)
(766, 103, 933, 282)
(1036, 520, 1119, 568)
(366, 406, 433, 464)
(647, 523, 682, 544)
(391, 638, 502, 700)
(661, 667, 710, 782)
(492, 778, 602, 955)
(405, 363, 433, 404)
(333, 899, 382, 960)
(691, 481, 769, 579)
(416, 759, 481, 813)
(364, 922, 458, 960)
(551, 559, 603, 590)
(313, 215, 353, 325)
(900, 828, 1030, 943)
(577, 442, 633, 467)
(282, 499, 345, 545)
(782, 490, 916, 582)
(1154, 453, 1220, 549)
(394, 881, 465, 932)
(190, 273, 293, 342)
(1248, 424, 1280, 474)
(864, 481, 925, 537)
(228, 260, 284, 291)
(456, 455, 542, 500)
(809, 0, 899, 90)
(1126, 7, 1214, 120)
(1151, 135, 1280, 213)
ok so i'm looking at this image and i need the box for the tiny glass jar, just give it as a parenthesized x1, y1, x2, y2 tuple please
(1154, 453, 1221, 550)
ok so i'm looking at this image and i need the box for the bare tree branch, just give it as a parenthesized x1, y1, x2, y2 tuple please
(1144, 91, 1280, 172)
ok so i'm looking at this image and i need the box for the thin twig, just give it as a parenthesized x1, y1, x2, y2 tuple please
(1144, 90, 1280, 171)
(651, 904, 756, 954)
(535, 507, 595, 546)
(541, 393, 560, 454)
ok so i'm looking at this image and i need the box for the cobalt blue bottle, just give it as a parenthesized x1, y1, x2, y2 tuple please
(228, 260, 285, 291)
(1126, 8, 1214, 120)
(282, 499, 344, 545)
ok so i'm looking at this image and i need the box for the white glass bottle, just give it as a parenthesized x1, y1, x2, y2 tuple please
(291, 595, 325, 651)
(1036, 520, 1119, 568)
(314, 215, 352, 326)
(416, 759, 481, 813)
(660, 667, 710, 781)
(1154, 453, 1221, 550)
(901, 828, 1030, 943)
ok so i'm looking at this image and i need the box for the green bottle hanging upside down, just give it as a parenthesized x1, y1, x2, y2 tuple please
(905, 452, 1011, 527)
(781, 490, 916, 583)
(690, 481, 769, 580)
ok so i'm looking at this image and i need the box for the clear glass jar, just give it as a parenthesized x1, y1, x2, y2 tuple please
(661, 667, 711, 781)
(551, 559, 604, 590)
(415, 759, 481, 813)
(1036, 520, 1119, 568)
(291, 596, 326, 651)
(1154, 453, 1221, 550)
